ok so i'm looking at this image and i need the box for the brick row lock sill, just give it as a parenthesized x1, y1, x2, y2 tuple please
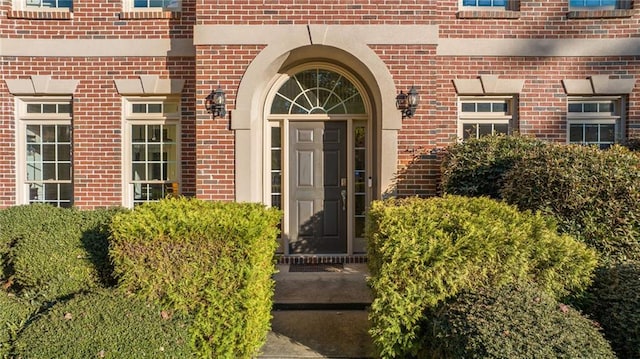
(457, 9, 634, 19)
(7, 10, 181, 20)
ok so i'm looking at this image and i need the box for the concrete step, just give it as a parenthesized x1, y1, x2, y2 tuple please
(257, 263, 376, 358)
(258, 310, 375, 359)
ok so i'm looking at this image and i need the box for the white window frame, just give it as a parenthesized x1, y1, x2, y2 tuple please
(15, 97, 73, 207)
(567, 96, 623, 149)
(568, 0, 627, 10)
(122, 96, 181, 208)
(460, 0, 509, 10)
(123, 0, 181, 12)
(458, 96, 516, 140)
(14, 0, 72, 11)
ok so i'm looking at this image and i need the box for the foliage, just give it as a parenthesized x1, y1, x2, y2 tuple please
(366, 196, 597, 358)
(419, 282, 615, 359)
(12, 289, 194, 358)
(0, 292, 36, 358)
(501, 144, 640, 263)
(0, 205, 123, 300)
(441, 135, 547, 199)
(109, 197, 281, 358)
(579, 260, 640, 359)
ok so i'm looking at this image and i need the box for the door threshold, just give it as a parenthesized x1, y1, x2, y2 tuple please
(276, 254, 367, 265)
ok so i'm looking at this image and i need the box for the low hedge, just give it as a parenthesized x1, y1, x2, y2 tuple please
(420, 282, 615, 359)
(0, 292, 36, 358)
(366, 196, 597, 358)
(12, 289, 194, 358)
(2, 205, 123, 300)
(441, 135, 547, 199)
(109, 197, 281, 358)
(579, 260, 640, 359)
(501, 144, 640, 263)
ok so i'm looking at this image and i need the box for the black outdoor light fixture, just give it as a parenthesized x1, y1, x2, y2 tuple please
(205, 86, 226, 118)
(396, 86, 419, 118)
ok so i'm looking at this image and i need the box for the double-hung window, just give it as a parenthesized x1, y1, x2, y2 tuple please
(124, 98, 180, 207)
(569, 0, 631, 9)
(458, 97, 515, 140)
(17, 98, 73, 207)
(567, 98, 622, 149)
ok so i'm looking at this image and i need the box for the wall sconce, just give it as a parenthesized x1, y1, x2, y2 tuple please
(205, 86, 226, 118)
(396, 86, 419, 118)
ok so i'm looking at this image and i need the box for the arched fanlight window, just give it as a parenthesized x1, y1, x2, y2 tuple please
(270, 69, 366, 114)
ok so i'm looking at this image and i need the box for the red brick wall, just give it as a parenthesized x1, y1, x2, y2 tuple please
(2, 0, 640, 206)
(0, 57, 195, 209)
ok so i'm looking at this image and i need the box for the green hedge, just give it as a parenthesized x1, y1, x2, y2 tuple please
(0, 205, 123, 300)
(366, 196, 597, 358)
(501, 144, 640, 263)
(0, 292, 36, 358)
(441, 135, 547, 199)
(109, 197, 281, 358)
(579, 261, 640, 359)
(12, 289, 194, 358)
(420, 282, 615, 359)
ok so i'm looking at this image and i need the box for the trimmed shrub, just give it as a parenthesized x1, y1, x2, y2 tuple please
(12, 289, 194, 358)
(441, 135, 547, 199)
(366, 196, 597, 358)
(419, 282, 615, 359)
(0, 292, 36, 358)
(109, 197, 281, 358)
(579, 261, 640, 359)
(6, 206, 123, 300)
(501, 144, 640, 262)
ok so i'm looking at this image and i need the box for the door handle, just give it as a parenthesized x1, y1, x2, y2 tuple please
(341, 190, 347, 211)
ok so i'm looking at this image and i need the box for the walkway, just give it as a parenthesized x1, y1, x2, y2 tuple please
(258, 263, 376, 358)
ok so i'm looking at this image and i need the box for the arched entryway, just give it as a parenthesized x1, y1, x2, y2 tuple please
(265, 65, 371, 255)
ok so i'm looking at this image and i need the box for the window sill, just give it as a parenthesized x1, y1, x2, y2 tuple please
(457, 10, 520, 19)
(567, 9, 634, 18)
(8, 10, 73, 20)
(119, 10, 181, 20)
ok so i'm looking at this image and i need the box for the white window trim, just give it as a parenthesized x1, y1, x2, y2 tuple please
(567, 96, 624, 145)
(122, 0, 181, 12)
(122, 96, 181, 208)
(457, 96, 516, 140)
(15, 96, 73, 206)
(13, 0, 72, 11)
(459, 0, 509, 10)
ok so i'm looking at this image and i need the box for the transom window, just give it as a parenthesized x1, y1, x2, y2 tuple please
(458, 97, 515, 140)
(25, 0, 72, 9)
(569, 0, 631, 9)
(124, 98, 181, 207)
(270, 69, 365, 115)
(17, 98, 73, 207)
(567, 98, 622, 149)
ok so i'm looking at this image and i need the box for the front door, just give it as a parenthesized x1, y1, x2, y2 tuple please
(289, 121, 347, 254)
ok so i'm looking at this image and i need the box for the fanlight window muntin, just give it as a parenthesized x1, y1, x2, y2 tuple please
(270, 69, 366, 115)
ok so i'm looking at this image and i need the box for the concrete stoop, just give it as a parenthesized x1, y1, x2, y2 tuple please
(257, 263, 376, 359)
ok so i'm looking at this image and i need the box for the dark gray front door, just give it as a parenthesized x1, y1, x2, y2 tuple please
(289, 121, 347, 254)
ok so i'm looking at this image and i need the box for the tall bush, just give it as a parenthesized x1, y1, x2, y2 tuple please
(501, 144, 640, 262)
(419, 282, 615, 359)
(109, 197, 281, 358)
(579, 260, 640, 359)
(441, 135, 547, 198)
(0, 292, 36, 358)
(366, 196, 597, 358)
